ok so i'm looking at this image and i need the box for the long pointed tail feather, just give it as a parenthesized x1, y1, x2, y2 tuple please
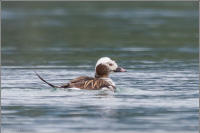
(35, 72, 61, 88)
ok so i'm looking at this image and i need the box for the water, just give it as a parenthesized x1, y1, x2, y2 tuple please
(2, 2, 199, 133)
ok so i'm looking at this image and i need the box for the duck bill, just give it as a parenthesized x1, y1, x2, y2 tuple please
(114, 67, 126, 72)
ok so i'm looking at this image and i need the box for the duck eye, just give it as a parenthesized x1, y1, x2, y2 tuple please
(109, 63, 113, 66)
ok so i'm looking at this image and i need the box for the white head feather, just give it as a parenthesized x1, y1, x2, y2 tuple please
(95, 57, 118, 72)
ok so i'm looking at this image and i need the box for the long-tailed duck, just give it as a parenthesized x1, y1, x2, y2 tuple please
(36, 57, 126, 91)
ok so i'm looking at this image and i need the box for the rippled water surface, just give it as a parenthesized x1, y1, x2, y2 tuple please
(2, 1, 199, 133)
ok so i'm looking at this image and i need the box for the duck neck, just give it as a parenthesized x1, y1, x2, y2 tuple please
(95, 73, 109, 79)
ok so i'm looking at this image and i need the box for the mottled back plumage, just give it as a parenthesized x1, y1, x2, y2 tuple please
(66, 76, 115, 90)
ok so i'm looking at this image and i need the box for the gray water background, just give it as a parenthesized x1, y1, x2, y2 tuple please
(1, 1, 199, 133)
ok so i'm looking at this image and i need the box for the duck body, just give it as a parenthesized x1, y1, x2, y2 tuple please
(61, 76, 116, 91)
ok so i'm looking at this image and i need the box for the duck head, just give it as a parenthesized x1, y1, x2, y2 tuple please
(95, 57, 126, 78)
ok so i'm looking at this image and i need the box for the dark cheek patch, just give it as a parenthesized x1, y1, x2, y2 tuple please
(96, 64, 109, 76)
